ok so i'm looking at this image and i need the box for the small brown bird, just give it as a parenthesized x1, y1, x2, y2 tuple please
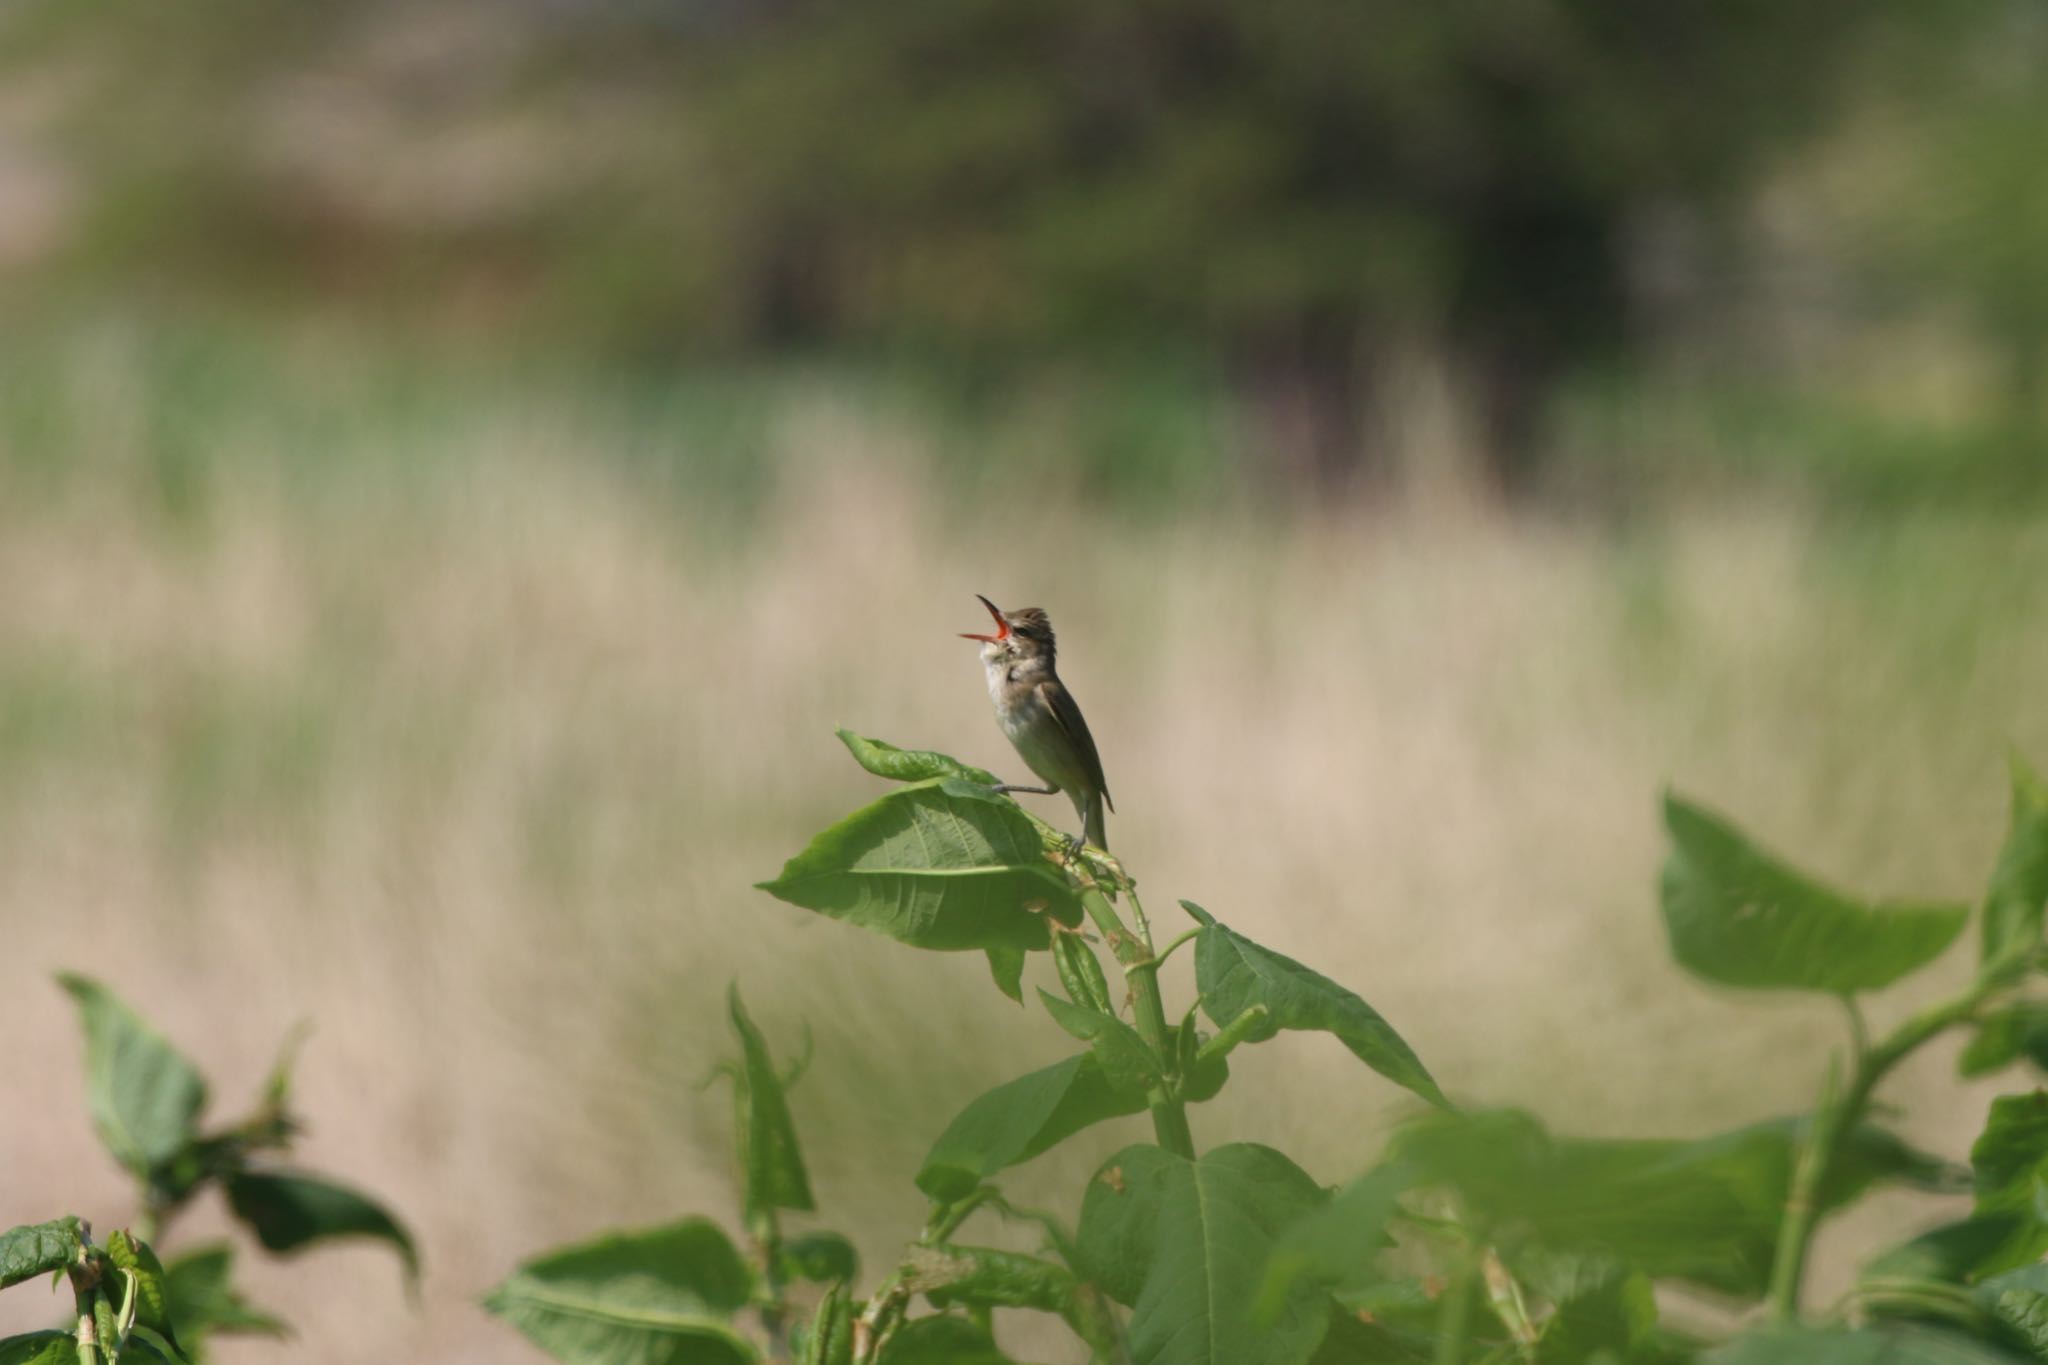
(960, 595, 1113, 853)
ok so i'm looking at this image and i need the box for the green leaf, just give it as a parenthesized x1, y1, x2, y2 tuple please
(258, 1021, 310, 1117)
(799, 1283, 853, 1365)
(1396, 1108, 1952, 1300)
(1968, 1093, 2048, 1274)
(105, 1231, 178, 1352)
(728, 988, 814, 1220)
(779, 1232, 857, 1286)
(91, 1287, 118, 1365)
(1175, 1015, 1229, 1104)
(1976, 1264, 2048, 1360)
(1984, 757, 2048, 969)
(1257, 1164, 1407, 1322)
(57, 976, 208, 1177)
(984, 948, 1026, 1004)
(1052, 933, 1114, 1016)
(1077, 1143, 1332, 1365)
(1963, 1007, 2048, 1079)
(484, 1219, 757, 1365)
(0, 1218, 82, 1291)
(758, 779, 1080, 952)
(161, 1244, 287, 1344)
(874, 1316, 1015, 1365)
(1706, 1323, 2029, 1364)
(837, 731, 998, 786)
(0, 1333, 77, 1365)
(1037, 990, 1163, 1096)
(1659, 797, 1968, 995)
(224, 1170, 417, 1281)
(1864, 1217, 2029, 1285)
(120, 1334, 177, 1365)
(916, 1053, 1146, 1202)
(1185, 902, 1445, 1108)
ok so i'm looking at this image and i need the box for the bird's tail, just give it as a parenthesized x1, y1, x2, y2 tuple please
(1084, 790, 1108, 852)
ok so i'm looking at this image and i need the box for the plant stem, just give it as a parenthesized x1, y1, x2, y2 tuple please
(1078, 885, 1195, 1159)
(1433, 1261, 1475, 1365)
(1767, 969, 2021, 1319)
(747, 1207, 789, 1353)
(1479, 1247, 1537, 1362)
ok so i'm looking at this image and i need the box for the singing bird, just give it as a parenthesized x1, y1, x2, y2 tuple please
(960, 595, 1113, 853)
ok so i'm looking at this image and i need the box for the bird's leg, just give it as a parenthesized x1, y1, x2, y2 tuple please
(989, 781, 1059, 797)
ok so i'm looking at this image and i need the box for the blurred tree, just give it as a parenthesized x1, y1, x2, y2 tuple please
(681, 0, 1903, 488)
(4, 0, 2033, 494)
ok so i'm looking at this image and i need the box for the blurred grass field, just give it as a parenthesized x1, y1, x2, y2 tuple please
(3, 322, 2048, 1361)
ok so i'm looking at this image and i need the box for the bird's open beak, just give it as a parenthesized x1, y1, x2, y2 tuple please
(959, 594, 1009, 643)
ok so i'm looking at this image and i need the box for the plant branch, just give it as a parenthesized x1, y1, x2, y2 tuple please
(1768, 966, 2024, 1319)
(1078, 884, 1195, 1159)
(922, 1186, 1002, 1246)
(1138, 928, 1201, 976)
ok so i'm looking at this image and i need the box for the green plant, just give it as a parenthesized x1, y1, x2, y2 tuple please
(0, 976, 414, 1363)
(487, 733, 2048, 1364)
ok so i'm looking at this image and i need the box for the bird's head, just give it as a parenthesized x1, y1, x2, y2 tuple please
(960, 595, 1055, 665)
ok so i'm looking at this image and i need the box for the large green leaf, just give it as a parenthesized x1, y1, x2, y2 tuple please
(1037, 990, 1163, 1097)
(916, 1052, 1145, 1202)
(1184, 902, 1445, 1108)
(758, 779, 1079, 952)
(727, 988, 814, 1220)
(837, 731, 998, 786)
(1984, 758, 2048, 969)
(874, 1317, 1016, 1365)
(161, 1244, 288, 1346)
(0, 1218, 81, 1290)
(1707, 1324, 2029, 1364)
(1967, 1093, 2048, 1274)
(58, 976, 207, 1176)
(485, 1219, 756, 1365)
(1395, 1108, 1952, 1300)
(0, 1334, 77, 1365)
(1077, 1143, 1332, 1365)
(224, 1170, 417, 1280)
(1660, 796, 1968, 995)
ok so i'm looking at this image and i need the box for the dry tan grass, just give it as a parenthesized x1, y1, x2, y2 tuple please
(3, 349, 2048, 1360)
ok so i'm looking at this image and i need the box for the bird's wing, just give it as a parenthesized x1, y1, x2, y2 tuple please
(1039, 678, 1112, 811)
